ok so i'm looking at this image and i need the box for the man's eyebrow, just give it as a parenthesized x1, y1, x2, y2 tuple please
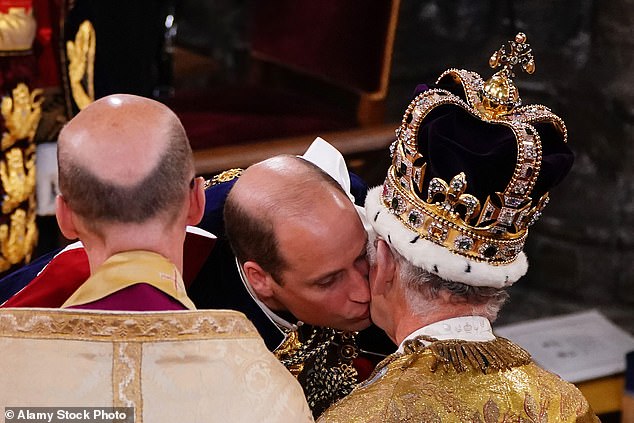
(308, 239, 368, 285)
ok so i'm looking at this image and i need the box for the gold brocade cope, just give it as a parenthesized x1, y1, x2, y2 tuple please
(0, 308, 313, 423)
(61, 250, 196, 310)
(318, 336, 599, 423)
(0, 82, 41, 274)
(66, 20, 95, 110)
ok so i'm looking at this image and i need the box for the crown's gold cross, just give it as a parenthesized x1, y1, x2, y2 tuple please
(488, 32, 535, 76)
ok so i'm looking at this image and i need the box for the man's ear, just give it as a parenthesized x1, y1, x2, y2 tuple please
(372, 239, 396, 296)
(186, 176, 205, 225)
(242, 260, 275, 299)
(55, 194, 79, 240)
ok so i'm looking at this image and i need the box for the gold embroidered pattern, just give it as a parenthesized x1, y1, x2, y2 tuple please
(0, 308, 259, 341)
(318, 337, 599, 423)
(205, 168, 243, 189)
(113, 342, 142, 423)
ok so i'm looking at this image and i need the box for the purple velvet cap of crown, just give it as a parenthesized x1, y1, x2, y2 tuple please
(411, 81, 573, 212)
(367, 75, 574, 287)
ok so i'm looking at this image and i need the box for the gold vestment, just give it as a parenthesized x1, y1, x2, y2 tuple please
(318, 336, 599, 422)
(0, 308, 313, 422)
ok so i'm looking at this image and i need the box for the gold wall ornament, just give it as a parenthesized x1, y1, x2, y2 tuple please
(0, 83, 42, 273)
(0, 207, 37, 271)
(1, 146, 35, 214)
(66, 20, 95, 110)
(0, 83, 43, 150)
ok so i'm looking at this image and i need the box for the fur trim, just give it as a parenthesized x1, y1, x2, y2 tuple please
(365, 186, 527, 288)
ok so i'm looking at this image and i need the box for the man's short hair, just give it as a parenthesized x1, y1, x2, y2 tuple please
(58, 122, 193, 232)
(224, 155, 345, 283)
(367, 239, 509, 321)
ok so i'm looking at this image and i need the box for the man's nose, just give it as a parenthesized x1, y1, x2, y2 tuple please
(348, 267, 370, 303)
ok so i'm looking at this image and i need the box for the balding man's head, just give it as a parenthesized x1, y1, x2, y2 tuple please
(225, 155, 349, 280)
(58, 94, 194, 232)
(224, 155, 371, 330)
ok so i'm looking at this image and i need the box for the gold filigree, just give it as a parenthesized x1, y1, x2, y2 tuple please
(1, 83, 43, 150)
(67, 20, 95, 110)
(1, 146, 35, 213)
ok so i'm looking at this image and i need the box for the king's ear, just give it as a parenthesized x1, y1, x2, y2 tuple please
(372, 239, 396, 295)
(242, 261, 275, 299)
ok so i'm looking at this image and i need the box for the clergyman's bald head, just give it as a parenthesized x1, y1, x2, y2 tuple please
(58, 94, 194, 229)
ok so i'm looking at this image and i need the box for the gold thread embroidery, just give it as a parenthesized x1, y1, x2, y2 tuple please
(113, 342, 143, 422)
(0, 309, 259, 341)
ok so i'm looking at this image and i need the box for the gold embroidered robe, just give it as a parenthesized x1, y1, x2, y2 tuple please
(318, 337, 599, 423)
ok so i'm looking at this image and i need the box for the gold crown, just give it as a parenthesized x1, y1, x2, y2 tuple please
(382, 33, 568, 265)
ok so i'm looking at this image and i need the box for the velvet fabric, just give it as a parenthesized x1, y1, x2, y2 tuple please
(412, 83, 574, 212)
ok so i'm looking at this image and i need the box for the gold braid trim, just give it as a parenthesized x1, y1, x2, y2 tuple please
(401, 335, 532, 374)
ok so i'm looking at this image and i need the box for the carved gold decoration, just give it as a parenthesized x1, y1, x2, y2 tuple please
(0, 82, 41, 273)
(1, 83, 43, 150)
(0, 206, 37, 272)
(66, 20, 95, 110)
(1, 146, 35, 213)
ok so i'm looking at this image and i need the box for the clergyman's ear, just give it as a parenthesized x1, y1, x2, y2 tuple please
(55, 194, 79, 240)
(372, 239, 396, 296)
(186, 176, 205, 226)
(242, 260, 275, 299)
